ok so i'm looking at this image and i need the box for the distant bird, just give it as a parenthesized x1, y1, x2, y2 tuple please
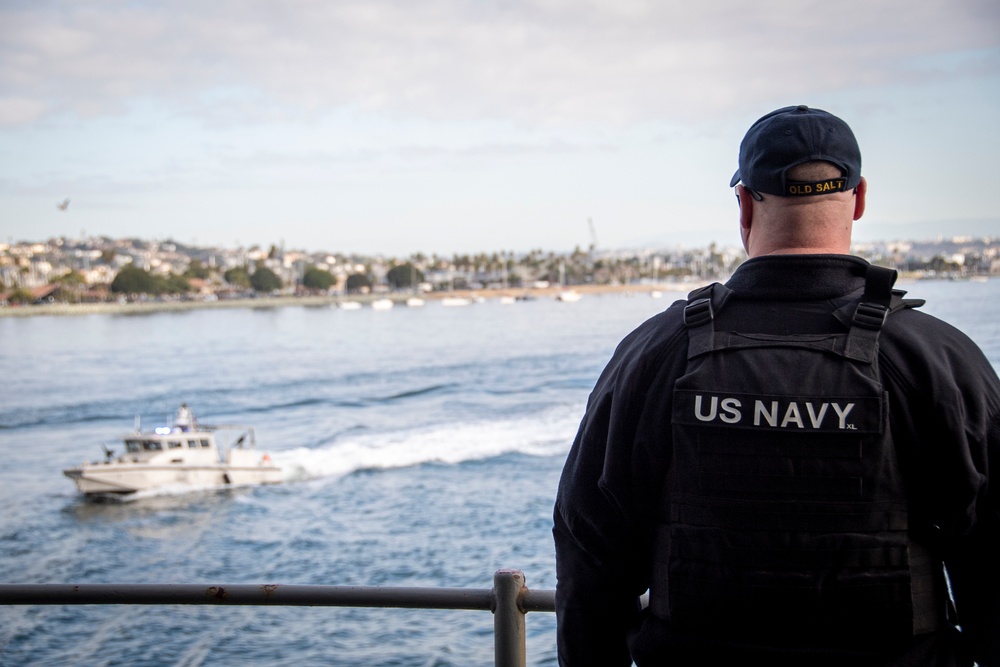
(57, 198, 70, 211)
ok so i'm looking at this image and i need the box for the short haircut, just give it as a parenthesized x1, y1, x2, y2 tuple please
(786, 161, 843, 183)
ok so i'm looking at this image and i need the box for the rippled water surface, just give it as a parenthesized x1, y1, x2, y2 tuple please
(1, 278, 997, 666)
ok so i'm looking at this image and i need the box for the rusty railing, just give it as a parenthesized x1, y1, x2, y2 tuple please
(0, 568, 556, 667)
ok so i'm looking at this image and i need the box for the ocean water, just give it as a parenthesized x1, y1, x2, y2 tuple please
(1, 278, 998, 666)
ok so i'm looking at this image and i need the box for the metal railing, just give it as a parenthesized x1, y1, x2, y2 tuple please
(0, 569, 555, 667)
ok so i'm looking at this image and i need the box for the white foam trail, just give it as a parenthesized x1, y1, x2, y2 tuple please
(105, 482, 261, 502)
(272, 403, 581, 482)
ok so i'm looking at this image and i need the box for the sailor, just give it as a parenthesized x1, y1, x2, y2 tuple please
(175, 403, 194, 432)
(553, 106, 1000, 666)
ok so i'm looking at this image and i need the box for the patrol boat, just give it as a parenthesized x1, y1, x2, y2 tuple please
(63, 406, 282, 496)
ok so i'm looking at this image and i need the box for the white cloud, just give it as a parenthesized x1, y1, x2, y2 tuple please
(0, 96, 47, 124)
(2, 0, 997, 127)
(1, 0, 997, 254)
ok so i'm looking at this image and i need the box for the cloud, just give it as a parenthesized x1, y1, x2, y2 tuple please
(0, 96, 48, 124)
(2, 0, 998, 128)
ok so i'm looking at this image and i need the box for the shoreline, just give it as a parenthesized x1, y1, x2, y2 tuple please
(0, 283, 689, 318)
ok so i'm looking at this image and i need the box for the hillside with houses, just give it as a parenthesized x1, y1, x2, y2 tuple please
(1, 235, 997, 308)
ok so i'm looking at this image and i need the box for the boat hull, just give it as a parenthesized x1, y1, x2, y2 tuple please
(63, 463, 283, 496)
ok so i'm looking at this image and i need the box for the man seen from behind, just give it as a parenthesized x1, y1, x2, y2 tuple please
(553, 105, 1000, 666)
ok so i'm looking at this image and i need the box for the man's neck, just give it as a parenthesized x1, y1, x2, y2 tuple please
(751, 245, 850, 257)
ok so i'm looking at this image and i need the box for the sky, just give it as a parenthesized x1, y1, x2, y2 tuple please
(1, 0, 998, 257)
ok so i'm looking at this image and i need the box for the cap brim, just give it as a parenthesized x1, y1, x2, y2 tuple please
(729, 170, 741, 188)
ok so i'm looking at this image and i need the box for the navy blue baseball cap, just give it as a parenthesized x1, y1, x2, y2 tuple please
(730, 105, 861, 197)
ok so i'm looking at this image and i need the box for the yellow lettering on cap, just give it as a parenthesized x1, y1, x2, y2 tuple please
(816, 179, 844, 192)
(787, 178, 846, 196)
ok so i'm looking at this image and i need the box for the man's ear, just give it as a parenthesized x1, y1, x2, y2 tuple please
(853, 177, 867, 221)
(736, 185, 754, 231)
(736, 185, 754, 253)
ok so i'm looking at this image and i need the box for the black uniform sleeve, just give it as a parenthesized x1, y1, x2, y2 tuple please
(943, 388, 1000, 666)
(881, 310, 1000, 665)
(553, 308, 687, 666)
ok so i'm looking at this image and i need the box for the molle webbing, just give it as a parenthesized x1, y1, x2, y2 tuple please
(654, 265, 940, 647)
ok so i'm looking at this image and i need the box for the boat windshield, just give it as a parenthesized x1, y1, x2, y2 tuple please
(125, 438, 207, 452)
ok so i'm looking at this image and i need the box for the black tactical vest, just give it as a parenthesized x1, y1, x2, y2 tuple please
(652, 265, 938, 652)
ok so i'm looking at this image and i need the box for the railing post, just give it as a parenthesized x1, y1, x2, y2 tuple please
(493, 569, 526, 667)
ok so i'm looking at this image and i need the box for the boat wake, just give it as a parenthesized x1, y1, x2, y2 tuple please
(272, 404, 580, 482)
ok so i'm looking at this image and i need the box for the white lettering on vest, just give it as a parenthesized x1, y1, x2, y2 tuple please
(754, 400, 778, 427)
(719, 398, 741, 424)
(831, 402, 855, 429)
(692, 394, 857, 430)
(781, 402, 804, 428)
(694, 395, 717, 421)
(806, 402, 829, 428)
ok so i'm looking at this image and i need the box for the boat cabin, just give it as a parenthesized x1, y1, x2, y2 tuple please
(117, 429, 225, 465)
(124, 437, 212, 453)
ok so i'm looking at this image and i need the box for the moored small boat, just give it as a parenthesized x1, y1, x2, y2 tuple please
(555, 290, 582, 302)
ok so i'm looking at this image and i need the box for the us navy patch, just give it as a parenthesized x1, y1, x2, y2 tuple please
(673, 389, 883, 433)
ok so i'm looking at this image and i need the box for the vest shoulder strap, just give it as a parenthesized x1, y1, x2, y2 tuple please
(683, 283, 732, 357)
(684, 265, 914, 363)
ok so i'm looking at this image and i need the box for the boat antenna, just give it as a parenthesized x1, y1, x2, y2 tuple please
(134, 414, 141, 433)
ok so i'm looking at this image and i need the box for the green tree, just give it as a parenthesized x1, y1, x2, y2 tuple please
(4, 287, 36, 305)
(224, 267, 251, 289)
(302, 266, 335, 290)
(386, 263, 423, 289)
(54, 270, 85, 286)
(162, 274, 190, 294)
(928, 255, 961, 274)
(110, 266, 190, 295)
(183, 259, 211, 279)
(345, 273, 371, 293)
(250, 266, 282, 292)
(110, 266, 159, 294)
